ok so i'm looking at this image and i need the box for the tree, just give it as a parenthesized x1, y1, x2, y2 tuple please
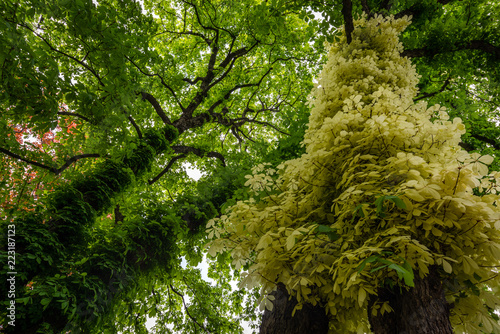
(1, 0, 500, 333)
(0, 0, 321, 332)
(208, 14, 500, 334)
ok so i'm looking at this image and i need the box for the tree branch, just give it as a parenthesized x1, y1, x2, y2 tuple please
(57, 112, 91, 123)
(180, 0, 218, 34)
(413, 77, 450, 102)
(14, 21, 104, 86)
(128, 115, 142, 139)
(361, 0, 371, 15)
(394, 0, 455, 19)
(119, 107, 143, 138)
(470, 133, 500, 151)
(148, 154, 187, 185)
(380, 0, 391, 11)
(140, 92, 172, 125)
(169, 285, 211, 334)
(459, 141, 475, 152)
(156, 29, 211, 45)
(172, 145, 226, 167)
(0, 147, 100, 175)
(403, 40, 500, 60)
(52, 154, 101, 175)
(125, 55, 185, 111)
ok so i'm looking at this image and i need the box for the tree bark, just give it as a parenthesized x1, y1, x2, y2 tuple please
(368, 267, 453, 334)
(260, 283, 329, 334)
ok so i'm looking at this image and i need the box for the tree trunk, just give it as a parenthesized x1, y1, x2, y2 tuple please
(260, 283, 329, 334)
(368, 267, 453, 334)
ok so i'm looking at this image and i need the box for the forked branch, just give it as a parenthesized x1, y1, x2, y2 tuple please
(169, 285, 211, 334)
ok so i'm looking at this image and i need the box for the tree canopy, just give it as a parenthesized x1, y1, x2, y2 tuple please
(1, 0, 499, 333)
(208, 14, 500, 333)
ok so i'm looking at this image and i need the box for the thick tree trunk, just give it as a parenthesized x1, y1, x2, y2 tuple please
(368, 267, 453, 334)
(260, 283, 329, 334)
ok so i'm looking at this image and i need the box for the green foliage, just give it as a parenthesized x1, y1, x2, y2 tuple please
(1, 0, 499, 333)
(209, 15, 500, 333)
(161, 124, 179, 143)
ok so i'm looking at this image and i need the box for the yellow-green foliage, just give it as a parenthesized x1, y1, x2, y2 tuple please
(207, 15, 500, 333)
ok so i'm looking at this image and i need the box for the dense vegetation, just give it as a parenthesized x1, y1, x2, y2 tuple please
(1, 0, 499, 333)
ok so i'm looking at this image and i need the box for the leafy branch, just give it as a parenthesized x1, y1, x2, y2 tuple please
(342, 0, 354, 44)
(413, 77, 451, 102)
(0, 147, 100, 175)
(13, 21, 105, 86)
(169, 284, 211, 334)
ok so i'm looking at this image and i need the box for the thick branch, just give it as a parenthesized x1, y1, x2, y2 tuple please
(218, 45, 252, 69)
(0, 147, 100, 175)
(156, 29, 211, 45)
(413, 78, 450, 102)
(459, 142, 475, 152)
(140, 92, 172, 125)
(470, 133, 500, 150)
(342, 0, 354, 44)
(180, 42, 258, 123)
(183, 76, 204, 85)
(114, 204, 125, 224)
(173, 113, 210, 134)
(174, 63, 271, 134)
(403, 40, 500, 60)
(148, 154, 187, 185)
(172, 145, 226, 166)
(465, 40, 500, 59)
(380, 0, 391, 11)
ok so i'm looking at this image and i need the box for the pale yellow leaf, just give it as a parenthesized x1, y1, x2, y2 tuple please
(358, 287, 366, 308)
(406, 189, 425, 202)
(442, 259, 452, 274)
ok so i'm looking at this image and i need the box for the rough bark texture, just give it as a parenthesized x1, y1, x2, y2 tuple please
(259, 283, 329, 334)
(368, 267, 453, 334)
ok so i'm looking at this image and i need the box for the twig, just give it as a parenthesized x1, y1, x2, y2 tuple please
(342, 0, 354, 44)
(121, 107, 142, 138)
